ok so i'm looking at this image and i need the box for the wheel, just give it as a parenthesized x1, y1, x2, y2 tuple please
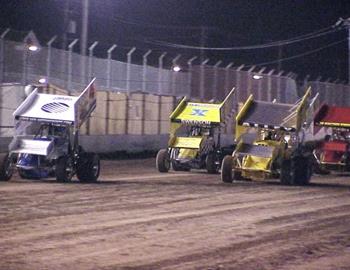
(280, 159, 295, 185)
(156, 149, 170, 173)
(0, 153, 13, 181)
(206, 152, 218, 174)
(221, 155, 233, 183)
(56, 156, 73, 182)
(77, 153, 100, 182)
(294, 156, 312, 185)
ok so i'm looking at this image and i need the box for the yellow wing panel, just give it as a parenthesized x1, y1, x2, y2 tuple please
(174, 103, 221, 123)
(170, 136, 203, 149)
(178, 148, 198, 159)
(242, 155, 272, 171)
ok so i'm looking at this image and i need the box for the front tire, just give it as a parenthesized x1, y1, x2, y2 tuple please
(280, 159, 294, 185)
(221, 155, 233, 183)
(206, 152, 218, 174)
(77, 153, 100, 182)
(56, 156, 73, 182)
(0, 153, 13, 181)
(156, 149, 170, 173)
(295, 156, 312, 185)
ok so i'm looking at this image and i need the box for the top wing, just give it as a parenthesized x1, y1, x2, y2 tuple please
(13, 78, 96, 128)
(314, 103, 350, 128)
(170, 87, 235, 125)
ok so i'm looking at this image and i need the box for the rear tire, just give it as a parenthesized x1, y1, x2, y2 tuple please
(0, 153, 12, 181)
(280, 159, 295, 185)
(206, 152, 218, 174)
(56, 156, 73, 182)
(295, 156, 312, 185)
(156, 149, 170, 173)
(77, 153, 100, 182)
(221, 155, 233, 183)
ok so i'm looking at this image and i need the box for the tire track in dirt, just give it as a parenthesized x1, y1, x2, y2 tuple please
(1, 159, 350, 270)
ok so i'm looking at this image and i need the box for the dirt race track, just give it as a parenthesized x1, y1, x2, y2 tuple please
(1, 158, 350, 270)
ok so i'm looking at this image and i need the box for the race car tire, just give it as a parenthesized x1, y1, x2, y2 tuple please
(156, 149, 170, 173)
(221, 155, 233, 183)
(77, 153, 100, 182)
(294, 156, 312, 185)
(56, 156, 73, 182)
(206, 152, 218, 174)
(280, 159, 295, 185)
(0, 152, 13, 181)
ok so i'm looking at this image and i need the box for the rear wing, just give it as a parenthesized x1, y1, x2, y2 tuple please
(235, 87, 311, 139)
(13, 78, 96, 130)
(170, 87, 236, 126)
(74, 78, 97, 129)
(314, 103, 350, 129)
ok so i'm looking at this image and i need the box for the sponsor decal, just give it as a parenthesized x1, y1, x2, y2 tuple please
(181, 119, 211, 125)
(190, 108, 208, 117)
(53, 97, 73, 101)
(41, 102, 69, 113)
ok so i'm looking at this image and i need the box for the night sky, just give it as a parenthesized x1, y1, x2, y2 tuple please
(0, 0, 349, 82)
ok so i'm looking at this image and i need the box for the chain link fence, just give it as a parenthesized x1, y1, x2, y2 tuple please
(1, 33, 350, 153)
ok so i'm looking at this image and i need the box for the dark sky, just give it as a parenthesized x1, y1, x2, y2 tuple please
(0, 0, 349, 82)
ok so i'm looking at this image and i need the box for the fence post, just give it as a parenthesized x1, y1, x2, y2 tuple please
(213, 60, 222, 100)
(247, 66, 255, 97)
(106, 44, 116, 90)
(257, 67, 266, 100)
(67, 39, 78, 93)
(200, 58, 209, 101)
(276, 70, 284, 102)
(224, 62, 234, 95)
(171, 54, 181, 96)
(88, 41, 98, 82)
(157, 52, 167, 95)
(235, 64, 244, 104)
(126, 47, 136, 94)
(187, 56, 197, 98)
(142, 50, 152, 92)
(0, 28, 10, 83)
(46, 36, 57, 84)
(267, 69, 274, 102)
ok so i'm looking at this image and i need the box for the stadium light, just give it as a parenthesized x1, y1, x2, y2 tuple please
(28, 45, 39, 52)
(173, 65, 181, 72)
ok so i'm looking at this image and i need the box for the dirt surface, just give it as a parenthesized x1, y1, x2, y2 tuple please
(1, 158, 350, 270)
